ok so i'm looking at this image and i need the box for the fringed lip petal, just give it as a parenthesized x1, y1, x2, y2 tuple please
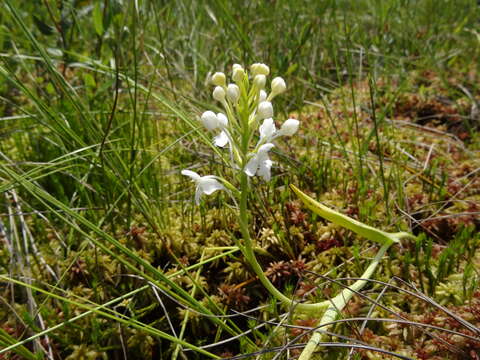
(257, 159, 273, 181)
(245, 156, 259, 177)
(244, 143, 275, 180)
(214, 130, 229, 148)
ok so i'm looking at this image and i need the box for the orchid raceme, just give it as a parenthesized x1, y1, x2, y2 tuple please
(183, 63, 301, 204)
(187, 63, 300, 191)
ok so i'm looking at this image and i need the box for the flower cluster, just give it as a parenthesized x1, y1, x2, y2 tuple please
(182, 63, 300, 204)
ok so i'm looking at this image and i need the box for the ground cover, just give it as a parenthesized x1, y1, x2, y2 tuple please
(0, 1, 479, 359)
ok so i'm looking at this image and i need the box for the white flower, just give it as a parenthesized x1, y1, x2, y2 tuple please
(213, 86, 226, 102)
(270, 77, 286, 97)
(181, 170, 225, 204)
(257, 158, 273, 181)
(245, 143, 275, 181)
(211, 72, 226, 87)
(213, 113, 230, 148)
(200, 112, 230, 147)
(259, 90, 267, 102)
(216, 112, 228, 128)
(257, 101, 273, 120)
(214, 130, 229, 147)
(232, 64, 245, 83)
(278, 119, 299, 136)
(200, 111, 220, 130)
(212, 113, 229, 148)
(259, 118, 277, 142)
(254, 74, 266, 89)
(226, 84, 240, 103)
(250, 63, 270, 76)
(257, 118, 300, 145)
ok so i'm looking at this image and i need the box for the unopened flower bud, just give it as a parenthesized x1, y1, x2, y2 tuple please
(216, 113, 228, 128)
(226, 84, 240, 103)
(213, 86, 226, 102)
(257, 101, 273, 119)
(201, 111, 219, 131)
(279, 119, 299, 136)
(232, 65, 245, 83)
(271, 77, 286, 95)
(259, 90, 267, 102)
(211, 72, 226, 86)
(250, 63, 270, 76)
(254, 75, 266, 89)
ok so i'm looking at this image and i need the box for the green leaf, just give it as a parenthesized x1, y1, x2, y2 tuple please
(290, 184, 415, 245)
(83, 72, 96, 89)
(92, 2, 104, 36)
(0, 328, 37, 360)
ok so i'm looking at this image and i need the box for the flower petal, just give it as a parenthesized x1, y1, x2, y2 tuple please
(257, 101, 273, 120)
(258, 159, 273, 181)
(244, 156, 259, 176)
(199, 177, 225, 195)
(232, 65, 245, 83)
(181, 169, 201, 182)
(259, 90, 267, 102)
(254, 74, 266, 89)
(211, 72, 226, 87)
(258, 143, 275, 155)
(278, 119, 300, 136)
(259, 118, 276, 142)
(201, 111, 219, 131)
(216, 113, 228, 128)
(213, 86, 226, 102)
(214, 130, 229, 148)
(271, 77, 286, 95)
(226, 84, 240, 103)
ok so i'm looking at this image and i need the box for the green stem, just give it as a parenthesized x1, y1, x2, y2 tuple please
(298, 242, 391, 360)
(238, 173, 329, 313)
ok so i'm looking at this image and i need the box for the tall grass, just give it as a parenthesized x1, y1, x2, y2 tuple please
(1, 0, 479, 358)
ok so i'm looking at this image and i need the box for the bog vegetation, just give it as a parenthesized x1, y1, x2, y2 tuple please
(0, 1, 479, 359)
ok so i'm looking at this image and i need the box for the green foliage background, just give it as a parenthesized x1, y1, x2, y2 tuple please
(0, 0, 479, 359)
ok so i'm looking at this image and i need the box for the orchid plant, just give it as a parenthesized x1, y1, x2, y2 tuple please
(181, 63, 416, 360)
(182, 62, 308, 307)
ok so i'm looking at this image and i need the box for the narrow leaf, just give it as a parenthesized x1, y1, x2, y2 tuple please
(290, 184, 400, 245)
(92, 2, 104, 36)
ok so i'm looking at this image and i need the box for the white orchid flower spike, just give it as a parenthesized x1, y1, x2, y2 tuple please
(196, 63, 300, 184)
(245, 143, 275, 181)
(181, 170, 225, 204)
